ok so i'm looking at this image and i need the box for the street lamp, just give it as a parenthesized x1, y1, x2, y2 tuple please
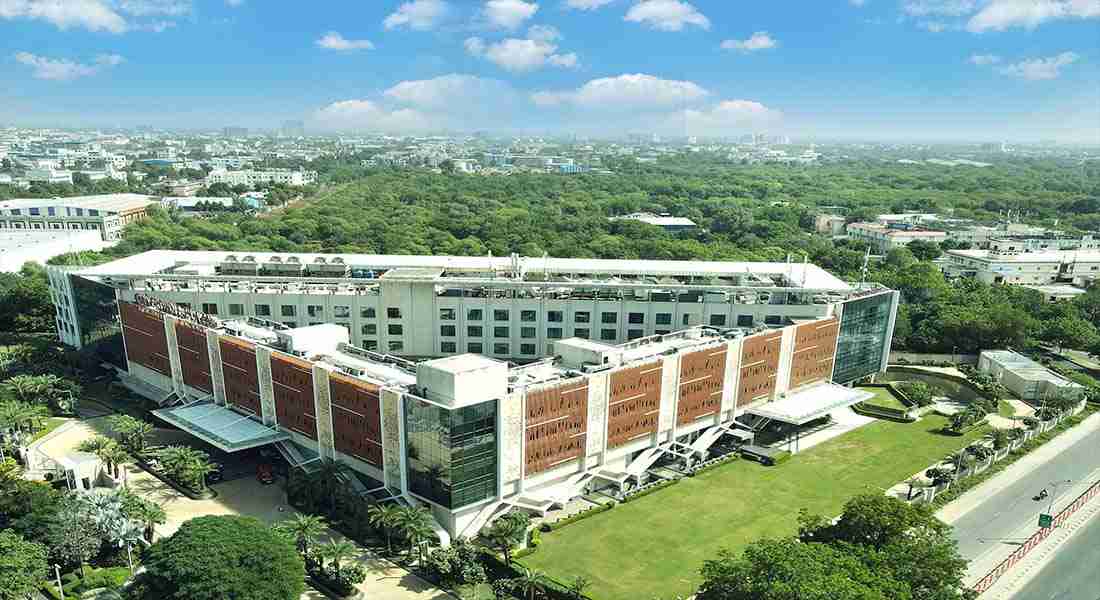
(53, 564, 65, 599)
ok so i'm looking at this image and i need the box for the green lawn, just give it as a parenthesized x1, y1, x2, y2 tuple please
(520, 415, 986, 600)
(859, 386, 909, 411)
(997, 399, 1016, 419)
(30, 417, 69, 442)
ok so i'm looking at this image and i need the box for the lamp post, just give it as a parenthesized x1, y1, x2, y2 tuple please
(54, 564, 65, 599)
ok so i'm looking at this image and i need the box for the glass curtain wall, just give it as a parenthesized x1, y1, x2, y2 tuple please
(404, 397, 498, 509)
(833, 292, 895, 384)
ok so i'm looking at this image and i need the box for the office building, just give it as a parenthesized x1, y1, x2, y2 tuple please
(845, 222, 947, 253)
(610, 213, 698, 233)
(26, 167, 73, 184)
(944, 248, 1100, 287)
(47, 253, 897, 540)
(978, 350, 1084, 403)
(205, 169, 317, 187)
(0, 194, 158, 241)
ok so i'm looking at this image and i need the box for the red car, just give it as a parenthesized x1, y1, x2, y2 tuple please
(257, 463, 275, 485)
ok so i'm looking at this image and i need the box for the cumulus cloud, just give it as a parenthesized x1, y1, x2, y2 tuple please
(967, 53, 1001, 65)
(465, 25, 577, 72)
(624, 0, 710, 31)
(14, 52, 124, 81)
(482, 0, 539, 29)
(0, 0, 195, 32)
(316, 32, 374, 51)
(311, 99, 436, 133)
(677, 100, 782, 135)
(383, 0, 448, 30)
(116, 0, 190, 16)
(383, 74, 521, 110)
(532, 73, 709, 108)
(997, 52, 1080, 80)
(564, 0, 616, 8)
(720, 31, 777, 52)
(901, 0, 978, 16)
(967, 0, 1100, 32)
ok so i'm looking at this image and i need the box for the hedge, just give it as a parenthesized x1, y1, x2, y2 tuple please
(41, 565, 130, 600)
(771, 450, 792, 465)
(483, 551, 595, 600)
(539, 501, 616, 532)
(853, 402, 914, 423)
(689, 452, 739, 476)
(621, 477, 678, 502)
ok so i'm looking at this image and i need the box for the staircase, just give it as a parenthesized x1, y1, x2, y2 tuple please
(275, 441, 319, 473)
(689, 425, 729, 456)
(626, 444, 669, 478)
(459, 500, 509, 539)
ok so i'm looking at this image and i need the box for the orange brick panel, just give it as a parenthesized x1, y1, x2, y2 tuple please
(737, 331, 782, 407)
(607, 362, 662, 448)
(119, 301, 171, 376)
(789, 317, 839, 390)
(175, 321, 212, 393)
(271, 354, 317, 440)
(329, 373, 384, 466)
(524, 379, 588, 475)
(219, 337, 261, 416)
(677, 345, 727, 426)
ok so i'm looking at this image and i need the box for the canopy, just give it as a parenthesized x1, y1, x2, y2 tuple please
(153, 402, 288, 452)
(746, 382, 873, 426)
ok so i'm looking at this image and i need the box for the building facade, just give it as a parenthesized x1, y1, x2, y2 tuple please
(0, 194, 158, 241)
(205, 169, 317, 187)
(846, 222, 948, 253)
(944, 248, 1100, 287)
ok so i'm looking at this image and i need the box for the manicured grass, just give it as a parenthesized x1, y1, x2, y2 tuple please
(997, 399, 1016, 419)
(30, 417, 69, 442)
(520, 415, 987, 600)
(859, 386, 908, 411)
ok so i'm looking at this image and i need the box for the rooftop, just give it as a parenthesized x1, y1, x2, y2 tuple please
(0, 193, 158, 213)
(948, 248, 1100, 263)
(981, 350, 1083, 388)
(611, 212, 697, 227)
(0, 228, 103, 252)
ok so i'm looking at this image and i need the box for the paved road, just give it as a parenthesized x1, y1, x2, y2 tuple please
(951, 425, 1100, 572)
(1011, 513, 1100, 600)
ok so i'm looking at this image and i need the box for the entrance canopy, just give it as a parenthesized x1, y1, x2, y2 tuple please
(153, 402, 288, 452)
(746, 382, 873, 426)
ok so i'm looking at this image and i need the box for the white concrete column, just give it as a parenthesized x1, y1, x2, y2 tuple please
(312, 365, 336, 461)
(380, 389, 403, 491)
(162, 315, 185, 396)
(775, 324, 797, 396)
(255, 346, 276, 426)
(720, 338, 740, 420)
(500, 389, 524, 489)
(206, 330, 226, 405)
(584, 371, 609, 466)
(658, 354, 680, 440)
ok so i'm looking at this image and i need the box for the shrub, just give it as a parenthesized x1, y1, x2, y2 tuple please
(621, 478, 678, 502)
(542, 502, 615, 531)
(771, 451, 792, 465)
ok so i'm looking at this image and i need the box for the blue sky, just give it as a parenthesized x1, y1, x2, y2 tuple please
(1, 0, 1097, 141)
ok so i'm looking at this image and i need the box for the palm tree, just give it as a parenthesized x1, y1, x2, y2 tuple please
(395, 506, 433, 563)
(483, 514, 525, 566)
(319, 539, 357, 581)
(313, 460, 346, 515)
(124, 494, 166, 542)
(514, 567, 547, 600)
(109, 415, 152, 454)
(97, 443, 129, 480)
(0, 456, 23, 487)
(569, 575, 591, 600)
(280, 513, 328, 556)
(367, 503, 401, 555)
(0, 400, 48, 434)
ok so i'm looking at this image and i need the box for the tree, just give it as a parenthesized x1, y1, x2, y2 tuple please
(367, 503, 401, 555)
(277, 513, 328, 557)
(482, 511, 528, 566)
(47, 497, 104, 569)
(0, 400, 48, 434)
(0, 530, 49, 600)
(119, 490, 166, 542)
(1041, 315, 1098, 352)
(906, 240, 942, 262)
(513, 567, 548, 600)
(318, 539, 356, 581)
(108, 415, 152, 454)
(134, 515, 305, 600)
(570, 574, 592, 600)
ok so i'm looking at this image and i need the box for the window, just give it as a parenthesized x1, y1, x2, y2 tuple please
(388, 324, 403, 335)
(362, 324, 377, 335)
(468, 309, 483, 321)
(364, 340, 378, 351)
(387, 307, 402, 319)
(628, 312, 645, 324)
(656, 313, 672, 325)
(494, 309, 509, 321)
(574, 328, 590, 339)
(601, 312, 617, 324)
(764, 315, 782, 325)
(388, 341, 404, 352)
(628, 329, 644, 340)
(493, 343, 510, 355)
(548, 311, 563, 322)
(440, 325, 456, 337)
(520, 343, 536, 355)
(710, 314, 727, 327)
(29, 208, 40, 216)
(574, 311, 590, 324)
(521, 327, 536, 339)
(361, 307, 376, 318)
(521, 310, 537, 322)
(281, 305, 297, 317)
(334, 306, 350, 318)
(439, 308, 456, 321)
(283, 322, 296, 328)
(228, 303, 244, 316)
(47, 207, 55, 216)
(201, 303, 218, 315)
(492, 326, 508, 338)
(255, 304, 271, 317)
(600, 328, 617, 341)
(547, 327, 563, 339)
(307, 305, 323, 317)
(468, 326, 483, 338)
(467, 342, 483, 354)
(441, 341, 457, 353)
(737, 315, 753, 327)
(683, 314, 692, 326)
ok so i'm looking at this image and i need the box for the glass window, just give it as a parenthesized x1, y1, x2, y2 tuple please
(364, 340, 378, 351)
(710, 314, 727, 327)
(467, 326, 483, 338)
(494, 309, 509, 321)
(833, 293, 893, 385)
(440, 325, 456, 337)
(334, 306, 351, 318)
(574, 311, 590, 324)
(520, 343, 537, 355)
(387, 307, 402, 319)
(281, 305, 296, 317)
(284, 322, 296, 328)
(307, 305, 323, 317)
(494, 326, 509, 338)
(201, 303, 218, 315)
(656, 313, 672, 325)
(255, 304, 271, 317)
(547, 327, 563, 339)
(520, 310, 537, 322)
(600, 328, 617, 341)
(493, 343, 509, 355)
(683, 314, 692, 326)
(520, 327, 536, 339)
(361, 307, 376, 318)
(628, 329, 645, 340)
(764, 315, 782, 325)
(737, 315, 753, 327)
(388, 340, 404, 352)
(656, 329, 670, 335)
(404, 398, 498, 509)
(362, 324, 377, 335)
(440, 308, 456, 321)
(547, 311, 563, 322)
(601, 312, 617, 324)
(628, 312, 645, 324)
(228, 303, 244, 316)
(388, 324, 403, 335)
(468, 309, 483, 321)
(441, 341, 457, 353)
(574, 328, 590, 339)
(467, 342, 483, 354)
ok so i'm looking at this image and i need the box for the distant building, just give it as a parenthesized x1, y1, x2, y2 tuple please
(0, 229, 111, 272)
(1021, 284, 1089, 302)
(944, 248, 1100, 287)
(611, 213, 698, 233)
(223, 127, 249, 138)
(168, 180, 204, 197)
(0, 194, 159, 240)
(978, 350, 1084, 403)
(205, 169, 316, 187)
(845, 222, 947, 253)
(814, 214, 847, 236)
(164, 196, 236, 212)
(26, 168, 73, 185)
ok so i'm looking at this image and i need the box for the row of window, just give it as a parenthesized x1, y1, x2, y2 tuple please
(4, 207, 101, 217)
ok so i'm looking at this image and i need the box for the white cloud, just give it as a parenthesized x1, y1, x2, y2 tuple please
(720, 31, 777, 52)
(967, 0, 1100, 32)
(464, 37, 486, 55)
(533, 73, 709, 108)
(967, 53, 1001, 65)
(383, 0, 448, 30)
(997, 51, 1080, 80)
(14, 51, 124, 81)
(311, 100, 436, 133)
(465, 35, 577, 72)
(902, 0, 977, 16)
(0, 0, 128, 32)
(526, 24, 560, 42)
(564, 0, 615, 9)
(225, 0, 244, 5)
(624, 0, 710, 31)
(677, 99, 782, 135)
(116, 0, 190, 16)
(483, 0, 539, 29)
(548, 52, 578, 67)
(316, 32, 374, 51)
(384, 74, 521, 110)
(849, 0, 867, 6)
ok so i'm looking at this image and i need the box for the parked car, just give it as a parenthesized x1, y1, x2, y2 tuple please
(257, 463, 275, 485)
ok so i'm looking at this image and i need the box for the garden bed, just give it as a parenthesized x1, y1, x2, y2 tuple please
(133, 455, 217, 500)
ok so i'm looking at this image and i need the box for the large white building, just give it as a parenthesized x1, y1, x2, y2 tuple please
(978, 350, 1084, 403)
(944, 248, 1100, 287)
(0, 194, 159, 241)
(205, 169, 316, 187)
(0, 229, 111, 272)
(846, 222, 948, 253)
(46, 251, 898, 540)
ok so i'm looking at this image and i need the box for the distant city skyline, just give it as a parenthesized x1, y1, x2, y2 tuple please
(1, 1, 1098, 143)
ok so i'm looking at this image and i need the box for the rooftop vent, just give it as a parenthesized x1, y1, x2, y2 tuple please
(332, 257, 345, 264)
(242, 255, 256, 262)
(224, 255, 238, 262)
(268, 256, 283, 263)
(287, 256, 300, 264)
